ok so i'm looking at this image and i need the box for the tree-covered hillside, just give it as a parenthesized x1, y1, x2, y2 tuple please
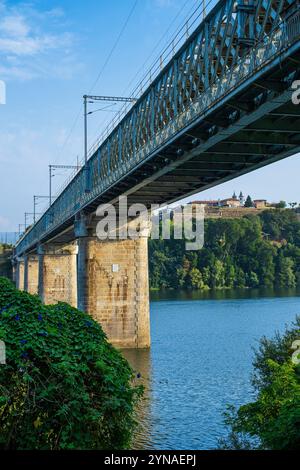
(149, 209, 300, 290)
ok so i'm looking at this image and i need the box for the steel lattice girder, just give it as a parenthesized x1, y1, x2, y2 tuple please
(16, 0, 300, 255)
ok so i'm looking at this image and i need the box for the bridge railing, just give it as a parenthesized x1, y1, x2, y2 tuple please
(52, 1, 214, 202)
(15, 1, 300, 256)
(287, 9, 300, 41)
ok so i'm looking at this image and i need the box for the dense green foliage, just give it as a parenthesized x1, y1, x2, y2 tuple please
(0, 278, 142, 450)
(244, 195, 253, 208)
(149, 209, 300, 290)
(0, 244, 11, 253)
(221, 316, 300, 449)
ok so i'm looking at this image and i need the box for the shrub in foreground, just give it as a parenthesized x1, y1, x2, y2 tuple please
(221, 316, 300, 449)
(0, 277, 142, 449)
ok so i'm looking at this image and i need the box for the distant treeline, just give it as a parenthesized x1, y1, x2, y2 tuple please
(0, 244, 12, 280)
(149, 209, 300, 290)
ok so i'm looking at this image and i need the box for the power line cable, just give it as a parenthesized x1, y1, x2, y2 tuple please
(54, 0, 215, 202)
(89, 0, 214, 149)
(122, 0, 200, 96)
(90, 0, 209, 144)
(89, 0, 139, 94)
(51, 0, 138, 167)
(51, 0, 139, 195)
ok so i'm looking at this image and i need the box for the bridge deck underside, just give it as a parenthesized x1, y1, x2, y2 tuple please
(22, 39, 300, 251)
(88, 45, 300, 209)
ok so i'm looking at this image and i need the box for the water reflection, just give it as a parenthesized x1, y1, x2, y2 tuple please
(122, 349, 153, 449)
(122, 289, 300, 450)
(150, 287, 300, 302)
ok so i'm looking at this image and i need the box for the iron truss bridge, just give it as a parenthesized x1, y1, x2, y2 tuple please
(16, 0, 300, 256)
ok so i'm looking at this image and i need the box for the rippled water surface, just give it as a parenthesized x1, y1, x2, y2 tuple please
(122, 288, 300, 450)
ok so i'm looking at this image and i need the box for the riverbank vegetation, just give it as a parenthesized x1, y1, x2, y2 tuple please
(0, 277, 142, 450)
(221, 315, 300, 449)
(149, 209, 300, 291)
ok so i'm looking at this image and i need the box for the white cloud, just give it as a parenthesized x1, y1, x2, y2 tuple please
(0, 2, 78, 80)
(0, 36, 48, 56)
(0, 14, 30, 37)
(0, 63, 37, 80)
(46, 8, 65, 19)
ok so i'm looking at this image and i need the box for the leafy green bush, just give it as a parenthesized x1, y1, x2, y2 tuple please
(221, 316, 300, 450)
(0, 277, 142, 450)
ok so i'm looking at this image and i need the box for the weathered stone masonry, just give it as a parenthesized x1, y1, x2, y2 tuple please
(15, 234, 150, 349)
(84, 237, 150, 349)
(39, 246, 77, 307)
(27, 255, 39, 295)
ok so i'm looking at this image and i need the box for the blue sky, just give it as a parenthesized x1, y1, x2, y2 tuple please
(0, 0, 299, 232)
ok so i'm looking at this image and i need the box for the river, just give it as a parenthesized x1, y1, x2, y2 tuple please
(122, 288, 300, 450)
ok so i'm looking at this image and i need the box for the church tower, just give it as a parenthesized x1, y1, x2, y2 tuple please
(239, 191, 245, 206)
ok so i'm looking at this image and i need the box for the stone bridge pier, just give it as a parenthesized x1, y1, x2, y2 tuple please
(74, 214, 150, 348)
(16, 257, 24, 291)
(24, 255, 39, 295)
(37, 244, 77, 307)
(14, 217, 150, 349)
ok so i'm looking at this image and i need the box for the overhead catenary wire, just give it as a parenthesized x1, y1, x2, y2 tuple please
(88, 0, 139, 94)
(50, 0, 215, 207)
(50, 0, 139, 169)
(88, 0, 201, 144)
(89, 0, 213, 145)
(121, 0, 204, 97)
(49, 0, 139, 199)
(88, 0, 215, 151)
